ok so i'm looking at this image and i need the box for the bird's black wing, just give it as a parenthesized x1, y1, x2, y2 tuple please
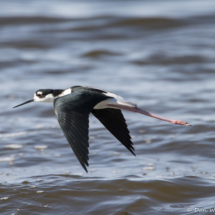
(92, 108, 135, 156)
(53, 89, 109, 172)
(54, 109, 89, 172)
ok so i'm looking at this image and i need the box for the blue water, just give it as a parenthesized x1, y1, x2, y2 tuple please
(0, 0, 215, 214)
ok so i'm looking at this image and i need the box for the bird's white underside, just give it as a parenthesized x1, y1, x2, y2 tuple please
(94, 91, 136, 110)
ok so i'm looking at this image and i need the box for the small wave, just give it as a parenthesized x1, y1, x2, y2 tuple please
(4, 144, 23, 149)
(82, 50, 122, 58)
(0, 16, 69, 26)
(111, 16, 186, 30)
(34, 145, 48, 151)
(0, 155, 15, 162)
(0, 132, 27, 138)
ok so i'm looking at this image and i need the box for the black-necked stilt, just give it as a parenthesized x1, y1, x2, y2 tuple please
(13, 86, 191, 172)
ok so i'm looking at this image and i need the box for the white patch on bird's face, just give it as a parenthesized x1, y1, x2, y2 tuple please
(33, 93, 54, 103)
(36, 91, 42, 96)
(57, 88, 71, 97)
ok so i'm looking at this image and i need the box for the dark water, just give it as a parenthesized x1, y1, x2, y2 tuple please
(1, 0, 215, 214)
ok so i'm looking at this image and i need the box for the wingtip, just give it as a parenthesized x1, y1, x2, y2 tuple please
(82, 163, 89, 173)
(130, 150, 136, 157)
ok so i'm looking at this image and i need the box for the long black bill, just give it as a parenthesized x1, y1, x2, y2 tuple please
(13, 99, 34, 108)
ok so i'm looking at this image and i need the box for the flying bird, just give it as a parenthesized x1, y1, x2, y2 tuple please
(13, 86, 191, 172)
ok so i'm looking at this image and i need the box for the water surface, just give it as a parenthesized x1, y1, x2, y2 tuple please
(1, 0, 215, 214)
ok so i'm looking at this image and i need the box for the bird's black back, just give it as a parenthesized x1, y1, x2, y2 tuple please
(55, 86, 110, 114)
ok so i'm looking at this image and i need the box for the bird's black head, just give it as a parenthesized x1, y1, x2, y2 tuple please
(35, 89, 54, 99)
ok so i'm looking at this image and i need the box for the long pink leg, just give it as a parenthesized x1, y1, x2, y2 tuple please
(107, 104, 191, 126)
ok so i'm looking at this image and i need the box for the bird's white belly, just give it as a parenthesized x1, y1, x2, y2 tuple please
(94, 98, 118, 109)
(94, 98, 136, 109)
